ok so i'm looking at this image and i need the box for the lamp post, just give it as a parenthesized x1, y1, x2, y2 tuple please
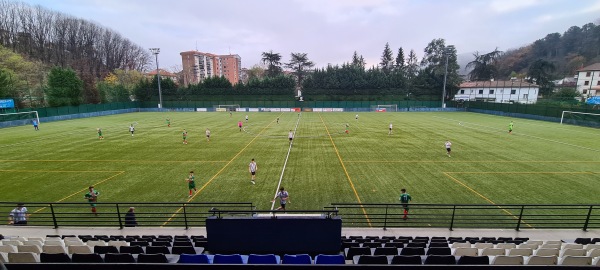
(441, 45, 454, 108)
(149, 48, 163, 109)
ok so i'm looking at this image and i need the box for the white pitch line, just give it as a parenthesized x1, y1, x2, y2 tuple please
(270, 113, 302, 210)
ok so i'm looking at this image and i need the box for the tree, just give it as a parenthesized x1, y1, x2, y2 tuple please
(261, 50, 283, 77)
(466, 48, 503, 81)
(0, 68, 15, 98)
(406, 49, 419, 79)
(351, 51, 366, 69)
(420, 39, 461, 99)
(527, 59, 556, 96)
(46, 67, 83, 106)
(285, 52, 314, 91)
(247, 64, 265, 80)
(395, 47, 405, 72)
(379, 42, 394, 73)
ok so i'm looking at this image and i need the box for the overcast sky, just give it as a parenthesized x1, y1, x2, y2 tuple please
(17, 0, 600, 71)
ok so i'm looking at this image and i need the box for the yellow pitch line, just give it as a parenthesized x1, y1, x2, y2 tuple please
(161, 116, 281, 226)
(0, 159, 228, 163)
(33, 171, 125, 214)
(0, 169, 123, 173)
(345, 160, 600, 163)
(442, 172, 532, 228)
(319, 113, 372, 227)
(446, 172, 596, 174)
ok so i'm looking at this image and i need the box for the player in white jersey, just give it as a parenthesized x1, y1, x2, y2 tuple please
(129, 124, 135, 136)
(388, 123, 393, 135)
(205, 128, 211, 142)
(288, 130, 294, 143)
(355, 114, 359, 121)
(249, 158, 258, 184)
(445, 140, 452, 157)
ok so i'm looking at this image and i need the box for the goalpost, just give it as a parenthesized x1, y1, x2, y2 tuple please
(372, 104, 398, 112)
(215, 104, 240, 112)
(560, 111, 600, 126)
(0, 111, 39, 126)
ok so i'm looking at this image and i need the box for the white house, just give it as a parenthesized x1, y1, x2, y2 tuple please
(575, 63, 600, 98)
(454, 80, 539, 104)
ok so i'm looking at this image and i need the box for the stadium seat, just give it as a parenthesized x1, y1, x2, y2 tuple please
(108, 240, 129, 247)
(534, 248, 559, 256)
(448, 237, 463, 243)
(497, 237, 513, 242)
(563, 243, 584, 249)
(406, 242, 427, 248)
(44, 240, 65, 246)
(373, 247, 398, 256)
(480, 248, 506, 256)
(429, 242, 450, 248)
(560, 248, 587, 257)
(384, 241, 404, 248)
(178, 254, 209, 264)
(453, 247, 478, 256)
(390, 255, 422, 264)
(517, 243, 538, 249)
(356, 255, 388, 264)
(282, 254, 312, 264)
(0, 246, 17, 253)
(424, 255, 456, 265)
(491, 255, 523, 265)
(575, 238, 592, 245)
(473, 242, 494, 249)
(129, 241, 149, 247)
(426, 247, 451, 255)
(508, 248, 533, 256)
(559, 255, 592, 265)
(119, 245, 144, 254)
(40, 252, 71, 263)
(496, 243, 517, 249)
(431, 236, 447, 241)
(0, 252, 8, 263)
(525, 255, 558, 265)
(451, 242, 471, 248)
(138, 253, 169, 263)
(593, 257, 600, 266)
(67, 245, 92, 254)
(381, 236, 396, 241)
(213, 254, 244, 264)
(540, 243, 561, 249)
(146, 245, 171, 254)
(544, 240, 563, 245)
(457, 255, 489, 265)
(400, 247, 425, 255)
(314, 254, 345, 264)
(17, 245, 42, 254)
(362, 241, 382, 248)
(23, 240, 43, 247)
(71, 253, 103, 263)
(173, 241, 192, 247)
(42, 245, 67, 254)
(592, 238, 600, 244)
(171, 246, 196, 255)
(2, 240, 22, 246)
(587, 248, 600, 258)
(345, 247, 371, 259)
(86, 240, 107, 247)
(585, 244, 600, 251)
(8, 252, 40, 263)
(93, 245, 118, 254)
(248, 254, 279, 264)
(151, 241, 171, 247)
(104, 253, 136, 263)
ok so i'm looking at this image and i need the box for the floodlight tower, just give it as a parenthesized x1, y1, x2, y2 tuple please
(149, 48, 163, 109)
(441, 45, 454, 108)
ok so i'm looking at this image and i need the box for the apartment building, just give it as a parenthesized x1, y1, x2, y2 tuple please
(180, 50, 241, 86)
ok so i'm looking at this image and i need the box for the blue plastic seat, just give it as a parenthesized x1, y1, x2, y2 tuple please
(283, 254, 312, 264)
(247, 254, 279, 264)
(178, 253, 209, 264)
(213, 254, 244, 264)
(314, 254, 345, 264)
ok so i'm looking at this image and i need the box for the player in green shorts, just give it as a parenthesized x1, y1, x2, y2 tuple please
(399, 188, 412, 219)
(84, 186, 100, 215)
(182, 129, 188, 144)
(97, 128, 103, 140)
(166, 118, 171, 127)
(508, 121, 514, 134)
(187, 171, 197, 197)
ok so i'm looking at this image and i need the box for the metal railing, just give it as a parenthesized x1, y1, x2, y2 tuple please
(208, 209, 339, 219)
(325, 203, 600, 231)
(1, 202, 254, 229)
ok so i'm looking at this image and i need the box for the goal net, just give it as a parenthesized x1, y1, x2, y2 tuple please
(0, 111, 39, 127)
(372, 104, 398, 112)
(560, 111, 600, 128)
(215, 104, 240, 112)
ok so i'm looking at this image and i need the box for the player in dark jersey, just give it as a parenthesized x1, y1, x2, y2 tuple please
(399, 188, 412, 219)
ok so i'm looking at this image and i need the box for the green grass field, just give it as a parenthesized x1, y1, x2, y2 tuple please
(1, 111, 599, 227)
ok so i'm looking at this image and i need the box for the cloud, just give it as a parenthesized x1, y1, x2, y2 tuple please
(489, 0, 540, 13)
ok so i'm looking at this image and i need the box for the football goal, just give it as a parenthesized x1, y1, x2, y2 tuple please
(0, 111, 39, 125)
(372, 104, 398, 112)
(560, 111, 600, 127)
(215, 104, 240, 112)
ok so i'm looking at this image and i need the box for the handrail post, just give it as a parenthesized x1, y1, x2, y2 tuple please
(516, 205, 525, 231)
(583, 205, 593, 231)
(49, 203, 58, 229)
(116, 203, 123, 229)
(383, 205, 388, 231)
(183, 204, 189, 230)
(449, 205, 456, 231)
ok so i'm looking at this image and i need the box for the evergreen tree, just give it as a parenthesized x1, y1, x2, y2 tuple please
(395, 47, 405, 72)
(466, 48, 502, 81)
(261, 50, 283, 77)
(285, 52, 314, 91)
(379, 42, 394, 74)
(46, 67, 83, 106)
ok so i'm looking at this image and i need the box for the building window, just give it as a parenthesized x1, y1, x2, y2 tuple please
(470, 90, 473, 94)
(460, 89, 465, 94)
(510, 90, 516, 94)
(597, 81, 600, 86)
(586, 72, 591, 77)
(584, 81, 589, 85)
(478, 89, 483, 94)
(499, 89, 503, 93)
(523, 94, 528, 100)
(489, 89, 494, 94)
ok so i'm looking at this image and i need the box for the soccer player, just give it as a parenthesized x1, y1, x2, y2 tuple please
(205, 128, 211, 142)
(166, 118, 171, 127)
(271, 187, 290, 211)
(355, 114, 359, 121)
(238, 121, 243, 132)
(399, 188, 412, 219)
(187, 171, 197, 197)
(388, 123, 393, 135)
(249, 158, 257, 184)
(229, 112, 232, 118)
(84, 186, 100, 215)
(288, 130, 294, 143)
(345, 123, 349, 134)
(276, 117, 279, 124)
(509, 121, 514, 134)
(32, 119, 39, 131)
(182, 129, 188, 144)
(97, 128, 104, 140)
(245, 115, 249, 122)
(129, 124, 135, 136)
(445, 140, 452, 157)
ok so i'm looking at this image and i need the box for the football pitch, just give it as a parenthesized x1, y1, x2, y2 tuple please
(1, 111, 599, 225)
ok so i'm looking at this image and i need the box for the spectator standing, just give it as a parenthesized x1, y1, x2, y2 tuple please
(8, 203, 29, 225)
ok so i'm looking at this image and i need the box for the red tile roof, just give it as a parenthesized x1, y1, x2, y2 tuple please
(459, 81, 538, 88)
(577, 63, 600, 72)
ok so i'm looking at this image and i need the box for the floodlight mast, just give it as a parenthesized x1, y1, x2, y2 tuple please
(149, 48, 163, 109)
(441, 45, 454, 108)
